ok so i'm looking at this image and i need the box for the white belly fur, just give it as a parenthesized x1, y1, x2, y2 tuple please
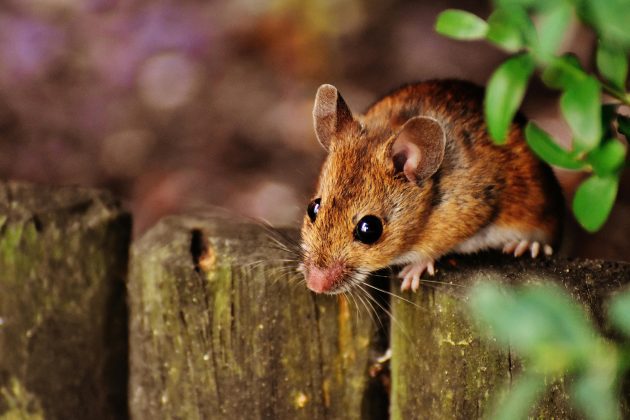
(453, 224, 549, 254)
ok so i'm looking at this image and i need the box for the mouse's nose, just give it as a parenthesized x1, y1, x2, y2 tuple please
(305, 263, 345, 293)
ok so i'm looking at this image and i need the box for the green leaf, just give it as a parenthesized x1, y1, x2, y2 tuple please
(490, 374, 546, 420)
(469, 282, 596, 370)
(560, 76, 602, 152)
(608, 289, 630, 337)
(435, 10, 488, 40)
(486, 7, 536, 52)
(618, 115, 630, 140)
(525, 123, 584, 169)
(535, 3, 572, 61)
(572, 174, 619, 232)
(541, 54, 587, 90)
(596, 41, 628, 91)
(494, 0, 562, 11)
(587, 138, 626, 176)
(515, 286, 596, 366)
(571, 363, 620, 420)
(577, 0, 630, 49)
(485, 53, 536, 143)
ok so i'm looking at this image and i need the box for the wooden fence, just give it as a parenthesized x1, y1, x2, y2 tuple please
(1, 182, 629, 419)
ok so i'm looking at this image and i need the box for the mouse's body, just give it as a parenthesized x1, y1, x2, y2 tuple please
(300, 80, 563, 294)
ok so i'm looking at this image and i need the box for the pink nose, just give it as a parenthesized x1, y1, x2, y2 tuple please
(306, 264, 344, 293)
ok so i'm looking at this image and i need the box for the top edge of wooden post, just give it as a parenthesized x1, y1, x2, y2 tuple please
(133, 212, 298, 255)
(0, 181, 126, 222)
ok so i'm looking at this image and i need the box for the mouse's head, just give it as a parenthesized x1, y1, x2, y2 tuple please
(300, 84, 446, 294)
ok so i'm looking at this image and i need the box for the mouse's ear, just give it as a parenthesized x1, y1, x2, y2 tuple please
(313, 84, 355, 151)
(391, 116, 446, 183)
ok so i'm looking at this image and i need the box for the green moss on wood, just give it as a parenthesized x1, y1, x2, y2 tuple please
(390, 254, 630, 419)
(128, 214, 380, 420)
(0, 377, 44, 420)
(0, 182, 131, 420)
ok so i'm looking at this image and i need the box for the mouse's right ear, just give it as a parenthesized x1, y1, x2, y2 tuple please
(390, 116, 446, 183)
(313, 84, 355, 151)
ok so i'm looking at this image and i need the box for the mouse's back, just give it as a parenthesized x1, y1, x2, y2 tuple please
(300, 80, 563, 294)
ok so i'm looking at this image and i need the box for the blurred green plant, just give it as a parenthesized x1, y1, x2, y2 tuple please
(435, 0, 629, 232)
(469, 281, 630, 420)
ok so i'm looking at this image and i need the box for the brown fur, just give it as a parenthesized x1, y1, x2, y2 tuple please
(301, 80, 563, 292)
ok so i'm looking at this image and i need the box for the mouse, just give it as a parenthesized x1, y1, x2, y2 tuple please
(299, 80, 563, 294)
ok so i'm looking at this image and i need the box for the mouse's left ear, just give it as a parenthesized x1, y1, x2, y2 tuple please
(390, 116, 446, 183)
(313, 84, 356, 151)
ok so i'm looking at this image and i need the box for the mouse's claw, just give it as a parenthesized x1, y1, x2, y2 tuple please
(530, 241, 540, 258)
(398, 259, 435, 292)
(514, 240, 530, 257)
(503, 240, 553, 258)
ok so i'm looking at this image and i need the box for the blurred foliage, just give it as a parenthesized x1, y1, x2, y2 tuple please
(469, 281, 630, 420)
(0, 0, 371, 232)
(435, 0, 629, 232)
(1, 0, 627, 256)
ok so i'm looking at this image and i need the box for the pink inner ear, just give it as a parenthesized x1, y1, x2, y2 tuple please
(391, 116, 446, 183)
(392, 141, 422, 183)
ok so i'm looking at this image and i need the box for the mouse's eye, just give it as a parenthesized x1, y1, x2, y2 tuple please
(354, 215, 383, 244)
(307, 198, 321, 222)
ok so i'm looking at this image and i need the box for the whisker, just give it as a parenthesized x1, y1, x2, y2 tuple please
(418, 278, 466, 288)
(357, 283, 410, 340)
(356, 287, 384, 330)
(345, 291, 361, 320)
(354, 290, 374, 321)
(369, 269, 466, 289)
(356, 284, 393, 331)
(361, 280, 426, 312)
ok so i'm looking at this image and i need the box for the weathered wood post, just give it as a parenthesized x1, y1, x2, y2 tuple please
(3, 183, 628, 419)
(128, 214, 388, 419)
(0, 182, 131, 419)
(390, 254, 630, 419)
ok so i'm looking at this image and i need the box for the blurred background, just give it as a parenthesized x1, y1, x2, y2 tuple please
(0, 0, 627, 259)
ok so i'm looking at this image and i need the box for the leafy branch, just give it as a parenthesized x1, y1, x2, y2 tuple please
(469, 281, 630, 420)
(435, 0, 629, 232)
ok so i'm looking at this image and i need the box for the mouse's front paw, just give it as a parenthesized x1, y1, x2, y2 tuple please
(398, 259, 435, 292)
(502, 240, 553, 258)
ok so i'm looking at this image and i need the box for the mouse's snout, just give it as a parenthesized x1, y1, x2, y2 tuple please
(304, 262, 346, 294)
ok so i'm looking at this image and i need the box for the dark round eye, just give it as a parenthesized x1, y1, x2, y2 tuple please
(354, 215, 383, 244)
(307, 198, 321, 222)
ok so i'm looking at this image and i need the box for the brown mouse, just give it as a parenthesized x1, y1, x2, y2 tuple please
(299, 80, 563, 294)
